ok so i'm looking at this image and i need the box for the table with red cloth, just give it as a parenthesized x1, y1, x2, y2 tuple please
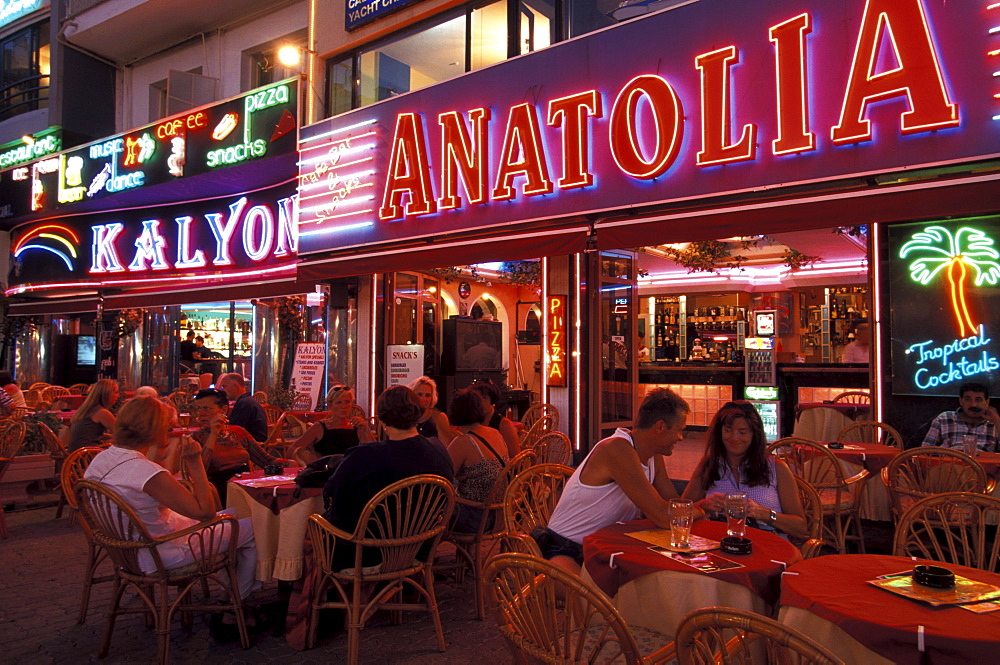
(826, 441, 901, 521)
(779, 554, 1000, 665)
(792, 402, 870, 441)
(51, 394, 86, 410)
(583, 519, 801, 638)
(225, 468, 322, 581)
(286, 411, 328, 424)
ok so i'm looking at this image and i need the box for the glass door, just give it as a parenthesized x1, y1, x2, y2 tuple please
(597, 250, 637, 436)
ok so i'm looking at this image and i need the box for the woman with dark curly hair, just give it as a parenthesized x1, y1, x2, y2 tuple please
(683, 401, 807, 538)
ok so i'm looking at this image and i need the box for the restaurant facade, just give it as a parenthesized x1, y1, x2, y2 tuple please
(295, 0, 1000, 449)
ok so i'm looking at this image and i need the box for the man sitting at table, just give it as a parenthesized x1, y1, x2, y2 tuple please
(921, 382, 1000, 452)
(218, 372, 268, 442)
(322, 385, 454, 570)
(537, 387, 704, 574)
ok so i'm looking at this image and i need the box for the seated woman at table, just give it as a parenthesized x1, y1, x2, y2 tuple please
(466, 380, 520, 457)
(408, 376, 458, 445)
(448, 388, 509, 532)
(288, 384, 374, 464)
(67, 379, 119, 452)
(0, 371, 26, 408)
(683, 401, 808, 539)
(190, 388, 291, 502)
(83, 397, 259, 602)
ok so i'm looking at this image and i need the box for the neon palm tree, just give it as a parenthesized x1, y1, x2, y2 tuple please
(899, 225, 1000, 338)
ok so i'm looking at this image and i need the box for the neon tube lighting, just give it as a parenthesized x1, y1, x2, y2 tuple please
(299, 119, 377, 144)
(298, 221, 375, 237)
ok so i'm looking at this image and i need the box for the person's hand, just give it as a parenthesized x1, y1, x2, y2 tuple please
(746, 499, 769, 521)
(983, 406, 1000, 424)
(351, 416, 370, 432)
(179, 435, 203, 460)
(699, 492, 726, 514)
(209, 413, 228, 437)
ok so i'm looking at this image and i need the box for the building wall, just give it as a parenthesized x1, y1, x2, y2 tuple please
(314, 0, 461, 58)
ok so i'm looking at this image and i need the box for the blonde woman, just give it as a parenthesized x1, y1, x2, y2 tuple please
(67, 379, 119, 451)
(408, 376, 458, 444)
(289, 385, 374, 464)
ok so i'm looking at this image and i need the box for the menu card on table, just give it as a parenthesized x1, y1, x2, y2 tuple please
(869, 572, 1000, 607)
(648, 547, 745, 573)
(626, 528, 720, 553)
(232, 473, 299, 488)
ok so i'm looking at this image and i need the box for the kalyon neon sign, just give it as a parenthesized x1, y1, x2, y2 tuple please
(89, 195, 297, 275)
(378, 0, 957, 221)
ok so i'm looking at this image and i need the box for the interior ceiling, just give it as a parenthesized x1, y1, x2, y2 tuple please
(637, 227, 868, 275)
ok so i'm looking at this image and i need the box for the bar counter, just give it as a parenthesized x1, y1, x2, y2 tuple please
(639, 362, 870, 435)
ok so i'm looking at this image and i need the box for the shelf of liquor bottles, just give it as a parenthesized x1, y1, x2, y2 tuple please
(646, 294, 748, 363)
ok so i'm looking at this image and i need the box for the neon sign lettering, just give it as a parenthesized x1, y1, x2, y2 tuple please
(89, 195, 297, 275)
(0, 134, 60, 168)
(206, 140, 266, 167)
(547, 295, 567, 386)
(374, 0, 960, 222)
(907, 326, 1000, 389)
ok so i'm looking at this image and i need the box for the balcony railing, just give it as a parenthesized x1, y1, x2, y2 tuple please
(0, 74, 49, 122)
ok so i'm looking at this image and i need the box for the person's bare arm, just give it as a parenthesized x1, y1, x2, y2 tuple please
(581, 439, 674, 528)
(651, 455, 680, 501)
(433, 411, 459, 445)
(446, 433, 471, 476)
(499, 417, 520, 457)
(762, 460, 808, 539)
(144, 437, 216, 520)
(93, 408, 116, 431)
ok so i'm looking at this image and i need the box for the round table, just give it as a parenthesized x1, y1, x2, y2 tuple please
(827, 441, 901, 521)
(225, 468, 323, 581)
(583, 519, 801, 638)
(780, 554, 1000, 665)
(792, 404, 869, 441)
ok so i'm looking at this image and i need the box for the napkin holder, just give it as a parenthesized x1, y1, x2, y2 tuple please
(720, 536, 752, 555)
(912, 565, 955, 589)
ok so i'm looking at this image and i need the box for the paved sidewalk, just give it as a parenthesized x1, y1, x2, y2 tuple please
(0, 496, 513, 664)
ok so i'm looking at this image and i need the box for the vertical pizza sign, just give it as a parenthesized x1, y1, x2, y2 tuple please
(547, 295, 567, 387)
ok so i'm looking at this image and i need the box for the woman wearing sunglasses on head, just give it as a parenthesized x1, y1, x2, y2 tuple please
(288, 384, 374, 464)
(683, 401, 807, 539)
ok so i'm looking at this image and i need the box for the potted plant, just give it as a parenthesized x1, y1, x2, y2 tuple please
(1, 410, 61, 505)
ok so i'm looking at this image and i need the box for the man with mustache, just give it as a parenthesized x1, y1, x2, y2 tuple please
(922, 382, 1000, 452)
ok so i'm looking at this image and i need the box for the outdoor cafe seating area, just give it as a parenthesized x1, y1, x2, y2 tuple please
(2, 383, 999, 664)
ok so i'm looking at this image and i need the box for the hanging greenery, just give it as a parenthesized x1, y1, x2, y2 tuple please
(498, 260, 541, 287)
(659, 235, 817, 273)
(275, 296, 306, 341)
(112, 309, 146, 339)
(782, 248, 821, 271)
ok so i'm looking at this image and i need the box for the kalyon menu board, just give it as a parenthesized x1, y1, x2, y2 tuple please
(888, 217, 1000, 397)
(298, 0, 1000, 256)
(0, 79, 298, 220)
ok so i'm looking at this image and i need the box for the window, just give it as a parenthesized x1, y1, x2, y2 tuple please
(0, 20, 49, 122)
(246, 33, 308, 91)
(147, 68, 216, 123)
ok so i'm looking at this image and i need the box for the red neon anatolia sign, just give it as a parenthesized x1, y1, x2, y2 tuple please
(375, 0, 958, 222)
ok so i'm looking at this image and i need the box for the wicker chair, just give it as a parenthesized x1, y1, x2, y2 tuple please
(484, 553, 677, 664)
(443, 449, 537, 619)
(305, 475, 456, 663)
(836, 420, 904, 449)
(892, 492, 1000, 574)
(832, 391, 870, 404)
(291, 392, 313, 411)
(68, 383, 90, 395)
(767, 438, 868, 554)
(22, 388, 42, 409)
(503, 463, 574, 538)
(520, 403, 559, 431)
(37, 423, 69, 516)
(882, 447, 990, 521)
(0, 421, 27, 538)
(42, 385, 71, 403)
(167, 391, 191, 411)
(60, 447, 110, 622)
(674, 607, 844, 665)
(28, 382, 50, 390)
(528, 431, 573, 465)
(521, 414, 557, 449)
(261, 403, 285, 428)
(368, 416, 386, 442)
(251, 390, 268, 404)
(74, 479, 250, 663)
(793, 474, 826, 559)
(349, 404, 366, 421)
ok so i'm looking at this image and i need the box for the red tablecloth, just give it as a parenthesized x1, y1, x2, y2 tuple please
(286, 411, 327, 424)
(229, 468, 321, 514)
(584, 519, 801, 606)
(824, 441, 900, 474)
(52, 394, 86, 410)
(780, 554, 1000, 665)
(975, 452, 1000, 477)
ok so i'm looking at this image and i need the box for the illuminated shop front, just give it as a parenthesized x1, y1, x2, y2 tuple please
(2, 79, 345, 398)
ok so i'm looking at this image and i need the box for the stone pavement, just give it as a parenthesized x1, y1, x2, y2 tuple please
(0, 495, 513, 664)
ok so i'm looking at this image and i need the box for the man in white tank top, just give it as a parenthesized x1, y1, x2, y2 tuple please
(540, 388, 705, 574)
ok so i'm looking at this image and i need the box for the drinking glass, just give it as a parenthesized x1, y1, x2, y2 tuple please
(962, 435, 978, 457)
(669, 499, 694, 548)
(725, 491, 748, 537)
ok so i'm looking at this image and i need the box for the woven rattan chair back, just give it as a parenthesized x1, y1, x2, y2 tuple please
(305, 475, 455, 661)
(837, 420, 904, 449)
(485, 553, 676, 664)
(832, 391, 870, 404)
(167, 391, 191, 411)
(261, 403, 284, 427)
(74, 479, 249, 662)
(884, 447, 988, 520)
(42, 385, 71, 402)
(0, 421, 27, 538)
(22, 388, 42, 408)
(768, 438, 868, 554)
(521, 414, 557, 449)
(503, 463, 574, 537)
(529, 431, 573, 465)
(61, 447, 102, 516)
(675, 607, 844, 665)
(348, 404, 366, 421)
(793, 474, 826, 558)
(520, 403, 559, 431)
(251, 390, 268, 403)
(291, 392, 313, 411)
(893, 491, 1000, 574)
(68, 383, 90, 395)
(369, 416, 386, 441)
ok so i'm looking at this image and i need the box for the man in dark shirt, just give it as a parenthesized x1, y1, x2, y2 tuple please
(324, 385, 454, 568)
(180, 330, 198, 361)
(217, 372, 268, 442)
